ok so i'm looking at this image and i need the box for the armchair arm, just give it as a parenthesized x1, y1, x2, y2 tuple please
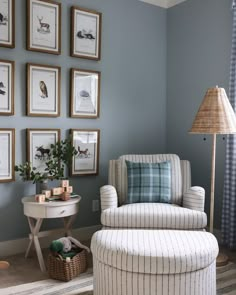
(182, 186, 205, 212)
(100, 185, 118, 211)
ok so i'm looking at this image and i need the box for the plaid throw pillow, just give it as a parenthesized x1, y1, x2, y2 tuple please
(126, 160, 171, 204)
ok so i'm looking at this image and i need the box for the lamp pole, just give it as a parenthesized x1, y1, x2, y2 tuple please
(210, 133, 216, 234)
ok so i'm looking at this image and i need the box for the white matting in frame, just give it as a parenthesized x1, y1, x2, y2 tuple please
(0, 59, 14, 115)
(71, 129, 100, 176)
(27, 63, 61, 117)
(0, 129, 15, 182)
(0, 0, 15, 48)
(27, 0, 61, 54)
(27, 129, 60, 174)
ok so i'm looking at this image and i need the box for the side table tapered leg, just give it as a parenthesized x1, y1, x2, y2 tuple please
(25, 217, 46, 272)
(63, 214, 77, 236)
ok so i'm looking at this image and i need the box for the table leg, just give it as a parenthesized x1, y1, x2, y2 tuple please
(25, 217, 46, 272)
(63, 214, 77, 236)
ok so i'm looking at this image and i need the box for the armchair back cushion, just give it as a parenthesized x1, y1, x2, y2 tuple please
(114, 154, 182, 205)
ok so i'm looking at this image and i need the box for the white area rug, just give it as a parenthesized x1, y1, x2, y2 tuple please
(1, 263, 236, 295)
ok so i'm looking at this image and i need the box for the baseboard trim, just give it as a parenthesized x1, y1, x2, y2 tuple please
(0, 224, 101, 257)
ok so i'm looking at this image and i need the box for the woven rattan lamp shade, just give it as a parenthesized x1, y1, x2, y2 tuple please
(189, 87, 236, 134)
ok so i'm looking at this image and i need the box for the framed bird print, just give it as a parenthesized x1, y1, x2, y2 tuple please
(70, 68, 100, 118)
(71, 129, 100, 176)
(0, 59, 14, 115)
(0, 128, 15, 182)
(27, 63, 61, 117)
(0, 0, 15, 48)
(71, 6, 102, 60)
(27, 0, 61, 55)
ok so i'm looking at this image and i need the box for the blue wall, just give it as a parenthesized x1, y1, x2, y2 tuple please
(167, 0, 232, 229)
(0, 0, 167, 241)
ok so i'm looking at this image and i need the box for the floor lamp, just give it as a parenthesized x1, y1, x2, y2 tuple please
(189, 86, 236, 266)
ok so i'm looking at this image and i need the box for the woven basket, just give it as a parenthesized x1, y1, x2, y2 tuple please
(48, 249, 87, 281)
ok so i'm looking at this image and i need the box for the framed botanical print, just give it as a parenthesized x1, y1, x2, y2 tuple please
(0, 129, 15, 182)
(27, 129, 60, 175)
(70, 68, 100, 118)
(0, 0, 15, 48)
(0, 59, 14, 115)
(71, 6, 102, 60)
(27, 63, 61, 117)
(27, 0, 61, 55)
(71, 129, 100, 176)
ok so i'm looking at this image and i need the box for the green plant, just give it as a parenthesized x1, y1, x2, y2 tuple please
(14, 162, 47, 184)
(45, 138, 78, 179)
(15, 138, 78, 182)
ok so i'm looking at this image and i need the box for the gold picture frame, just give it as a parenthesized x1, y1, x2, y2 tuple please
(27, 0, 61, 55)
(0, 128, 15, 182)
(71, 6, 102, 60)
(27, 63, 61, 117)
(71, 129, 100, 176)
(70, 68, 101, 118)
(0, 0, 15, 48)
(0, 59, 14, 116)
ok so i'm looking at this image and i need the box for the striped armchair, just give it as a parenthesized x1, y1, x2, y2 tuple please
(100, 154, 207, 230)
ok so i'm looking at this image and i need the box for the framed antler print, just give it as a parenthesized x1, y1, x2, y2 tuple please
(0, 129, 15, 182)
(27, 63, 61, 117)
(71, 129, 100, 176)
(27, 129, 60, 175)
(0, 0, 15, 48)
(71, 6, 102, 60)
(27, 0, 61, 55)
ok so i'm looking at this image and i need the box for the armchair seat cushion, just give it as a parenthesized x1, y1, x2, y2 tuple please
(101, 203, 207, 229)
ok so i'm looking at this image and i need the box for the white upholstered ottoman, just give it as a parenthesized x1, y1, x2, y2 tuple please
(91, 230, 218, 295)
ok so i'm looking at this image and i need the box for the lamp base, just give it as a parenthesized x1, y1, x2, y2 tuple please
(216, 252, 229, 267)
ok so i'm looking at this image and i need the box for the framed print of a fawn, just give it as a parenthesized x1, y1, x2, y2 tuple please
(71, 6, 102, 60)
(71, 129, 100, 176)
(0, 0, 15, 48)
(27, 0, 61, 55)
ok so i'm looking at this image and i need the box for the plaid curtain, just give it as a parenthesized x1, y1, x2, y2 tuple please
(221, 0, 236, 248)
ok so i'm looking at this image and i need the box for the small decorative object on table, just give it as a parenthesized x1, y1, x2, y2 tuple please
(48, 236, 90, 281)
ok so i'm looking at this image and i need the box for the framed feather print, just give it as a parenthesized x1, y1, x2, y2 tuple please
(0, 0, 15, 48)
(27, 63, 61, 117)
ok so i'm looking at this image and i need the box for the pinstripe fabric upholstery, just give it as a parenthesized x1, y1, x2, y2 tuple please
(100, 185, 118, 211)
(183, 186, 205, 212)
(180, 160, 191, 194)
(91, 230, 218, 295)
(117, 155, 182, 205)
(102, 155, 206, 230)
(101, 203, 207, 229)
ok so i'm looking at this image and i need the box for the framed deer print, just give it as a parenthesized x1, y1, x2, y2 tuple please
(0, 59, 14, 115)
(70, 68, 100, 118)
(27, 63, 61, 117)
(0, 0, 15, 48)
(71, 129, 100, 176)
(0, 129, 15, 182)
(27, 0, 61, 55)
(27, 129, 60, 175)
(71, 6, 102, 60)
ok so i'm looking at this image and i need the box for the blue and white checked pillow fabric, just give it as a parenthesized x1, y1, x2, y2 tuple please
(125, 160, 171, 204)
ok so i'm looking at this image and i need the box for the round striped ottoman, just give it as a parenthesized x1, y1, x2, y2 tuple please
(91, 230, 219, 295)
